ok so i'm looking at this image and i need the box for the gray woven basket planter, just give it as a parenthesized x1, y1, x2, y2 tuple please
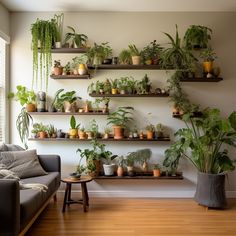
(194, 172, 227, 208)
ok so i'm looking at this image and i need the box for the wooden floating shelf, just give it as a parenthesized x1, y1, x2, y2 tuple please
(28, 137, 170, 142)
(87, 64, 164, 70)
(180, 77, 223, 82)
(94, 173, 183, 180)
(89, 93, 169, 97)
(28, 111, 109, 115)
(50, 48, 88, 53)
(50, 74, 90, 80)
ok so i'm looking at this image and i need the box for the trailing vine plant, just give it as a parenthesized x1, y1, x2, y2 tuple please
(31, 18, 57, 91)
(167, 70, 199, 113)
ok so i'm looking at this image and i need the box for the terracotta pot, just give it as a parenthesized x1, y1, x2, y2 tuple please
(79, 131, 87, 139)
(153, 169, 161, 177)
(86, 131, 94, 139)
(26, 103, 36, 112)
(54, 67, 63, 75)
(113, 125, 125, 139)
(146, 131, 154, 140)
(117, 166, 124, 177)
(38, 131, 47, 139)
(131, 56, 141, 65)
(203, 61, 214, 73)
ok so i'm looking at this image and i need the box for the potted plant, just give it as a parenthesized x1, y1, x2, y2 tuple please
(87, 119, 99, 139)
(124, 153, 136, 176)
(69, 115, 80, 139)
(110, 79, 119, 94)
(86, 42, 112, 66)
(163, 108, 236, 208)
(71, 55, 88, 75)
(155, 123, 164, 138)
(64, 26, 88, 48)
(200, 48, 217, 74)
(160, 25, 196, 69)
(31, 122, 48, 139)
(31, 18, 57, 91)
(63, 62, 71, 75)
(141, 40, 163, 65)
(77, 139, 112, 176)
(183, 25, 212, 50)
(53, 13, 64, 48)
(145, 124, 155, 140)
(137, 74, 152, 94)
(117, 156, 125, 177)
(137, 149, 152, 172)
(103, 127, 111, 139)
(53, 60, 63, 76)
(52, 89, 79, 113)
(47, 124, 57, 138)
(102, 153, 118, 176)
(8, 85, 36, 112)
(117, 77, 130, 94)
(128, 44, 141, 65)
(118, 49, 132, 65)
(78, 127, 87, 140)
(107, 106, 134, 139)
(8, 86, 36, 148)
(153, 164, 162, 177)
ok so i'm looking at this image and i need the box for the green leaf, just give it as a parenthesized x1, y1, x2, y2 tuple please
(229, 111, 236, 130)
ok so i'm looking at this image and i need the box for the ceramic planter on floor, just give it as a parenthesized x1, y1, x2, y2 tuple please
(194, 172, 227, 208)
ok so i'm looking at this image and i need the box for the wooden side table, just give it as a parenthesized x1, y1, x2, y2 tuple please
(61, 176, 93, 213)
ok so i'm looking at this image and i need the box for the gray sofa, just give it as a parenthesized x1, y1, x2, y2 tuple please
(0, 154, 61, 236)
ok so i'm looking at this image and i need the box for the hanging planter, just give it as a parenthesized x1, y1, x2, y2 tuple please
(31, 18, 58, 91)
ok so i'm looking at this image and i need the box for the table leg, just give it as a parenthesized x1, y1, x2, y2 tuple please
(68, 183, 72, 205)
(84, 183, 89, 206)
(62, 183, 69, 212)
(81, 183, 88, 212)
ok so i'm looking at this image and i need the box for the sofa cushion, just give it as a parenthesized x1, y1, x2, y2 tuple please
(20, 172, 60, 230)
(0, 143, 24, 152)
(0, 149, 47, 178)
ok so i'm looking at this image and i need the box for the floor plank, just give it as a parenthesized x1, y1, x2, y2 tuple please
(26, 192, 236, 236)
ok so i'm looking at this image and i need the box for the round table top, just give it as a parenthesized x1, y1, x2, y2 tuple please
(61, 176, 93, 184)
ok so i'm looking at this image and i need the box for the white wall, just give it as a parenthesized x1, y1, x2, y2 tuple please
(10, 12, 236, 197)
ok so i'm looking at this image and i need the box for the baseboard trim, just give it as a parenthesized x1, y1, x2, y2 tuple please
(58, 190, 236, 198)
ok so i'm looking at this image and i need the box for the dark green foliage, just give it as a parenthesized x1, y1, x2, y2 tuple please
(163, 108, 236, 174)
(183, 25, 212, 50)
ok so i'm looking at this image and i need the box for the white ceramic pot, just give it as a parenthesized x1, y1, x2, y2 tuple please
(103, 164, 116, 176)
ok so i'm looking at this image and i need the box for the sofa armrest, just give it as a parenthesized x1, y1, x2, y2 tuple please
(0, 179, 20, 236)
(38, 155, 61, 173)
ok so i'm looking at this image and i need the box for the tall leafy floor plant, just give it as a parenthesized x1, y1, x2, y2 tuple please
(163, 108, 236, 208)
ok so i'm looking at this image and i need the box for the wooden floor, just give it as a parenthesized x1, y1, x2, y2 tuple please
(26, 192, 236, 236)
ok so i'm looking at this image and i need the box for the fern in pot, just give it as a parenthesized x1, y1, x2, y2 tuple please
(163, 108, 236, 208)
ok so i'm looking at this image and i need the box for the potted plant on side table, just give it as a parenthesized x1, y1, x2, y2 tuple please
(163, 108, 236, 208)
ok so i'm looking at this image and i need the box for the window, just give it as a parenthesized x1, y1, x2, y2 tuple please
(0, 37, 6, 142)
